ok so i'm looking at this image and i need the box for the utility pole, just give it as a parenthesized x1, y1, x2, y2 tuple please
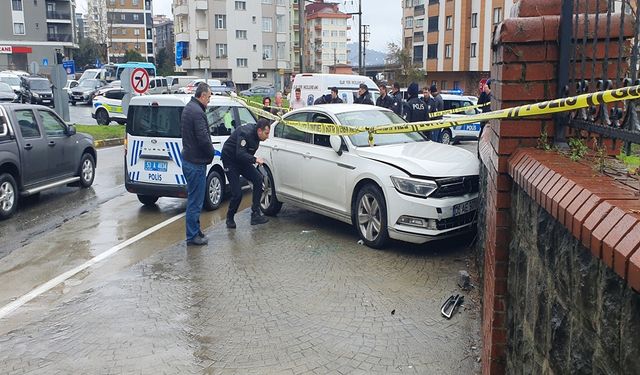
(299, 0, 304, 73)
(362, 24, 370, 76)
(346, 0, 363, 75)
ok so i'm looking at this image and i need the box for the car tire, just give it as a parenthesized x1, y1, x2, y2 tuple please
(440, 129, 453, 145)
(96, 108, 110, 126)
(71, 100, 76, 106)
(203, 170, 224, 211)
(0, 173, 18, 220)
(259, 166, 282, 216)
(78, 153, 95, 188)
(354, 184, 389, 249)
(137, 194, 159, 206)
(116, 120, 126, 126)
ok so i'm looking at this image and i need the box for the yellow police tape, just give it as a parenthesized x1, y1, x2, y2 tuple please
(235, 85, 640, 138)
(428, 102, 489, 118)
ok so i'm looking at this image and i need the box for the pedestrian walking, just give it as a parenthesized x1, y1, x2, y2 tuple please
(181, 82, 214, 246)
(222, 118, 271, 228)
(375, 83, 394, 110)
(290, 87, 305, 110)
(354, 83, 374, 105)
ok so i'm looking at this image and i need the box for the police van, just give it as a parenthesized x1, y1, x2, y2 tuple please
(419, 92, 481, 145)
(125, 94, 259, 209)
(290, 73, 380, 105)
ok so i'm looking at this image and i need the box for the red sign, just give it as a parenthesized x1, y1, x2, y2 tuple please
(0, 46, 12, 54)
(131, 67, 150, 94)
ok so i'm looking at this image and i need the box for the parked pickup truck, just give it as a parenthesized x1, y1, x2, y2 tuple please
(0, 103, 97, 219)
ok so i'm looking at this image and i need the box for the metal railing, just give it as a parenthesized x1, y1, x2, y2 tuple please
(557, 0, 640, 154)
(46, 33, 72, 42)
(46, 10, 71, 19)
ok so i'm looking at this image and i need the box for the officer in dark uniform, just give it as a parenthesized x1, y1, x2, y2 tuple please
(222, 118, 271, 228)
(405, 82, 428, 124)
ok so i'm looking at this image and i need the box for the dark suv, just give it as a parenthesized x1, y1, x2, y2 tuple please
(20, 76, 54, 107)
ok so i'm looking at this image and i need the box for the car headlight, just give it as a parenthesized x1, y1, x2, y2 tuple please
(390, 176, 438, 198)
(33, 92, 39, 98)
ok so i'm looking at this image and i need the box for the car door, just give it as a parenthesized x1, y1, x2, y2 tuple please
(13, 109, 49, 185)
(270, 112, 310, 201)
(37, 108, 76, 177)
(300, 112, 349, 213)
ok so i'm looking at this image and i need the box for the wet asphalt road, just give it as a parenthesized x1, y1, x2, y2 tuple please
(0, 145, 482, 374)
(69, 102, 96, 125)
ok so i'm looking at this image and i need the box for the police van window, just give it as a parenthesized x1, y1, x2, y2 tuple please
(150, 80, 156, 88)
(310, 113, 333, 147)
(206, 106, 235, 136)
(15, 110, 40, 138)
(280, 112, 310, 143)
(462, 101, 476, 115)
(236, 106, 256, 127)
(128, 106, 182, 137)
(105, 89, 125, 100)
(38, 110, 66, 137)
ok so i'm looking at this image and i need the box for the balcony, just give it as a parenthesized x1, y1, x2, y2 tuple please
(194, 57, 210, 69)
(315, 25, 322, 31)
(175, 31, 190, 43)
(46, 10, 71, 20)
(415, 5, 425, 17)
(195, 0, 207, 10)
(47, 33, 72, 42)
(196, 29, 208, 40)
(173, 4, 188, 16)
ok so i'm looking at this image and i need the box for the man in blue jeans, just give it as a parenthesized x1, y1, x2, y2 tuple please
(180, 82, 213, 246)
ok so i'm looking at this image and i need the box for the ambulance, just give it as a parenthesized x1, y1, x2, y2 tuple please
(290, 73, 380, 105)
(124, 94, 258, 209)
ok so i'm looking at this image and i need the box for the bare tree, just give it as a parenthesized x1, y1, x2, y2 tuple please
(386, 42, 425, 87)
(87, 0, 118, 64)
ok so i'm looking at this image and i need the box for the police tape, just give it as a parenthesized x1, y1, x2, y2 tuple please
(428, 102, 489, 118)
(234, 85, 640, 138)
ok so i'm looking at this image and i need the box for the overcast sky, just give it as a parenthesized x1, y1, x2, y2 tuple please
(76, 0, 402, 52)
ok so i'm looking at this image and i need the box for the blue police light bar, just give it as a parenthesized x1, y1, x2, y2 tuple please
(441, 89, 464, 95)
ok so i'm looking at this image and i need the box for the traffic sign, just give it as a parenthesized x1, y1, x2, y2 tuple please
(63, 60, 75, 75)
(130, 67, 150, 94)
(42, 58, 49, 66)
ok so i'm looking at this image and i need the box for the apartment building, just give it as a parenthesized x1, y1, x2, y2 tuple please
(173, 0, 294, 92)
(0, 0, 78, 72)
(304, 0, 350, 74)
(403, 0, 515, 95)
(87, 0, 154, 63)
(153, 15, 174, 54)
(76, 12, 90, 41)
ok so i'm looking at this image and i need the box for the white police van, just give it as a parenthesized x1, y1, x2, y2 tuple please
(290, 73, 380, 105)
(125, 94, 258, 209)
(439, 92, 482, 145)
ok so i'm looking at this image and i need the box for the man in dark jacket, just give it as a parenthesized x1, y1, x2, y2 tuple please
(405, 82, 428, 124)
(354, 83, 374, 105)
(375, 83, 394, 110)
(313, 87, 343, 104)
(222, 118, 271, 228)
(477, 79, 492, 149)
(181, 82, 214, 246)
(389, 82, 405, 117)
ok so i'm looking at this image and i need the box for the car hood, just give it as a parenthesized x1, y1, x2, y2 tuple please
(31, 89, 52, 94)
(0, 92, 16, 99)
(354, 142, 479, 178)
(73, 88, 94, 94)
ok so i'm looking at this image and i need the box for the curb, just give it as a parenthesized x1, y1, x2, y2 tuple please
(94, 138, 125, 148)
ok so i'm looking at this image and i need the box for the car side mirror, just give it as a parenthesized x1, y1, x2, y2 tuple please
(65, 124, 76, 136)
(329, 135, 342, 156)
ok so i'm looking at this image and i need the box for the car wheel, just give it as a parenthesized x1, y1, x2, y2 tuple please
(71, 100, 76, 106)
(78, 153, 95, 188)
(96, 109, 110, 125)
(259, 166, 282, 216)
(0, 173, 18, 220)
(203, 170, 224, 211)
(440, 129, 453, 145)
(354, 184, 389, 249)
(116, 120, 126, 126)
(137, 195, 159, 206)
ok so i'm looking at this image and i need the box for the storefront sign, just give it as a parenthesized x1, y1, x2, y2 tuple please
(0, 46, 12, 54)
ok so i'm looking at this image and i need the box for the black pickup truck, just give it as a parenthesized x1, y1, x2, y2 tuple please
(0, 103, 97, 219)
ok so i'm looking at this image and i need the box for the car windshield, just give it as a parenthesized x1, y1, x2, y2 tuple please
(336, 110, 426, 147)
(0, 76, 20, 86)
(78, 79, 98, 88)
(29, 79, 50, 90)
(0, 82, 12, 92)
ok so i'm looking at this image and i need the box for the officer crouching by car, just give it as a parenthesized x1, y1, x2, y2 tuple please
(222, 118, 271, 228)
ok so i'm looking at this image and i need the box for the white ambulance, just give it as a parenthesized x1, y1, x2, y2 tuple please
(290, 73, 380, 105)
(124, 94, 259, 209)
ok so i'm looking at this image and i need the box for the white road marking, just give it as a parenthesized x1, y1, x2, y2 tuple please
(0, 212, 186, 320)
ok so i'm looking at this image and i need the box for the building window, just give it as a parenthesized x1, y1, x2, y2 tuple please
(441, 81, 447, 90)
(109, 0, 115, 4)
(121, 14, 126, 21)
(493, 7, 503, 24)
(445, 44, 451, 58)
(11, 0, 23, 11)
(404, 0, 412, 7)
(120, 0, 125, 5)
(134, 29, 140, 36)
(470, 43, 477, 58)
(405, 16, 413, 28)
(263, 45, 273, 60)
(237, 58, 248, 67)
(262, 17, 272, 32)
(262, 0, 272, 3)
(112, 28, 119, 35)
(427, 43, 437, 59)
(216, 15, 226, 29)
(122, 28, 127, 35)
(471, 13, 478, 28)
(413, 45, 423, 63)
(216, 44, 227, 58)
(427, 16, 438, 32)
(277, 14, 285, 33)
(13, 22, 25, 35)
(277, 42, 286, 59)
(453, 81, 460, 90)
(236, 30, 247, 39)
(133, 14, 139, 21)
(415, 18, 423, 28)
(133, 0, 139, 5)
(235, 1, 246, 11)
(446, 16, 452, 30)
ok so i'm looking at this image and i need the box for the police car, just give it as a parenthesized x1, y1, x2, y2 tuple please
(438, 92, 482, 145)
(125, 94, 258, 209)
(91, 87, 127, 125)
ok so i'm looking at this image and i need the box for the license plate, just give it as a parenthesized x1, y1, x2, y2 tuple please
(144, 160, 168, 172)
(453, 198, 478, 216)
(73, 96, 82, 99)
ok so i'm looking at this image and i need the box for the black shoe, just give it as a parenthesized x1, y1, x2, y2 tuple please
(250, 213, 269, 225)
(187, 236, 208, 246)
(198, 231, 208, 239)
(226, 218, 236, 229)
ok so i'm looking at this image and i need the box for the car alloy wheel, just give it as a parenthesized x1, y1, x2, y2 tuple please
(79, 154, 95, 188)
(204, 170, 224, 211)
(440, 129, 452, 145)
(355, 184, 389, 248)
(96, 109, 110, 125)
(0, 173, 18, 220)
(259, 166, 282, 216)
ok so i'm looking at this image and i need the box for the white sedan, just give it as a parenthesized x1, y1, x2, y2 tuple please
(257, 104, 479, 248)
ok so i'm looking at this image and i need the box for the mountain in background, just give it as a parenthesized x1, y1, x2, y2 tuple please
(347, 43, 387, 66)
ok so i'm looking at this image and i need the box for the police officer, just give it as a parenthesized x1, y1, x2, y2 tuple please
(389, 82, 405, 117)
(405, 82, 428, 124)
(222, 118, 271, 228)
(375, 83, 394, 110)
